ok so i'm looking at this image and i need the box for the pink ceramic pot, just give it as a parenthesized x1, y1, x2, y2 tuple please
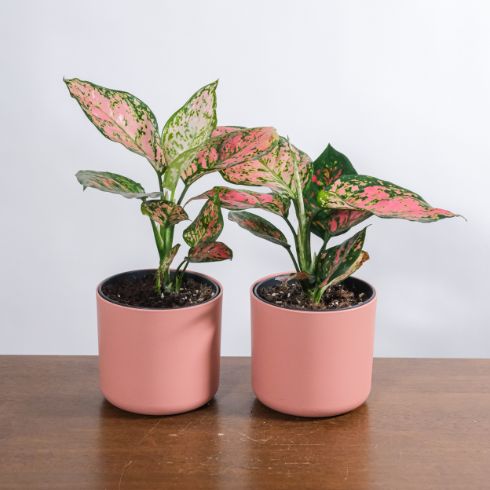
(251, 273, 377, 417)
(96, 270, 222, 415)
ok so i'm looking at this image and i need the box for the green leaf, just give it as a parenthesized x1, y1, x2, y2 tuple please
(304, 144, 367, 238)
(317, 227, 369, 289)
(140, 200, 189, 225)
(161, 81, 218, 164)
(65, 79, 163, 171)
(76, 170, 157, 199)
(188, 241, 232, 262)
(228, 211, 289, 247)
(318, 175, 459, 222)
(183, 198, 223, 247)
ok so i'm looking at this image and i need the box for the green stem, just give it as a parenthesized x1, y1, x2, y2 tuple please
(285, 246, 300, 272)
(150, 219, 164, 258)
(289, 141, 311, 273)
(177, 184, 190, 205)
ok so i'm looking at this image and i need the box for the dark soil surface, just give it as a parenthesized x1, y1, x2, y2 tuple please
(101, 271, 216, 309)
(257, 280, 368, 311)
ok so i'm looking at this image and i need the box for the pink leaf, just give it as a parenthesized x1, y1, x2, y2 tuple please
(188, 242, 232, 262)
(65, 79, 163, 170)
(220, 137, 311, 195)
(187, 186, 290, 216)
(318, 175, 459, 222)
(180, 127, 279, 185)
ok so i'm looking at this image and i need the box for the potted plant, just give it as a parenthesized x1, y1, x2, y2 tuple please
(65, 78, 278, 415)
(192, 136, 459, 417)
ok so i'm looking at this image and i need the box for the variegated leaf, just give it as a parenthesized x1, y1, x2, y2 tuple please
(317, 227, 369, 289)
(141, 200, 188, 225)
(211, 126, 244, 137)
(188, 241, 232, 262)
(65, 79, 163, 170)
(318, 175, 458, 222)
(311, 209, 371, 238)
(161, 81, 218, 163)
(161, 244, 180, 271)
(180, 127, 280, 186)
(228, 211, 289, 247)
(76, 170, 158, 199)
(183, 198, 223, 247)
(304, 144, 369, 238)
(187, 186, 290, 217)
(220, 137, 311, 196)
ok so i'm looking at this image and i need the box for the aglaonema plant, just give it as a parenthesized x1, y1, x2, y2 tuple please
(190, 132, 459, 304)
(65, 79, 278, 294)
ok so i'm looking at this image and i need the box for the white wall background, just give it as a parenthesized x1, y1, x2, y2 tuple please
(1, 0, 488, 356)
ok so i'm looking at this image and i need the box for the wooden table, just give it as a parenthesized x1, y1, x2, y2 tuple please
(1, 357, 489, 489)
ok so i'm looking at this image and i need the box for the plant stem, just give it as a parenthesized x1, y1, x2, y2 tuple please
(291, 151, 311, 273)
(285, 246, 300, 272)
(150, 219, 164, 258)
(177, 184, 190, 205)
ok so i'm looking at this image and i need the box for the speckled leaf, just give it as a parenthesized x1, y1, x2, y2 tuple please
(220, 137, 311, 196)
(76, 170, 158, 199)
(317, 227, 369, 289)
(311, 209, 371, 238)
(211, 126, 244, 137)
(187, 186, 290, 217)
(305, 144, 357, 204)
(65, 79, 163, 170)
(161, 244, 180, 270)
(183, 199, 223, 247)
(228, 211, 289, 247)
(318, 175, 458, 222)
(180, 127, 279, 186)
(140, 200, 188, 225)
(304, 144, 369, 238)
(161, 81, 218, 164)
(188, 241, 232, 262)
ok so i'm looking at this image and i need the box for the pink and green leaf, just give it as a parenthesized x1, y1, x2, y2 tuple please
(160, 244, 180, 271)
(161, 81, 218, 164)
(187, 186, 290, 217)
(140, 200, 189, 225)
(220, 137, 311, 196)
(318, 175, 459, 222)
(304, 144, 368, 238)
(211, 126, 244, 137)
(317, 227, 369, 289)
(188, 241, 232, 262)
(180, 127, 280, 186)
(228, 211, 289, 247)
(76, 170, 159, 199)
(311, 209, 371, 238)
(65, 79, 163, 171)
(183, 198, 223, 247)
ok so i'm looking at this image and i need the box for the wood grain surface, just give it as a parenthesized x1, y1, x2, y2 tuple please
(1, 356, 489, 489)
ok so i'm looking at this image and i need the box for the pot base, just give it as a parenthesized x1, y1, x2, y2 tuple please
(102, 389, 216, 416)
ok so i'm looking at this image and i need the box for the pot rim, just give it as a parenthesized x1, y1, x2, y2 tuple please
(97, 269, 223, 312)
(251, 272, 376, 314)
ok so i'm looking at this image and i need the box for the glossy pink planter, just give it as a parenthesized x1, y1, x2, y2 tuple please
(96, 270, 222, 415)
(251, 273, 377, 417)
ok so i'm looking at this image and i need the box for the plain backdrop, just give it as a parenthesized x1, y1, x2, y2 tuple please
(1, 0, 488, 356)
